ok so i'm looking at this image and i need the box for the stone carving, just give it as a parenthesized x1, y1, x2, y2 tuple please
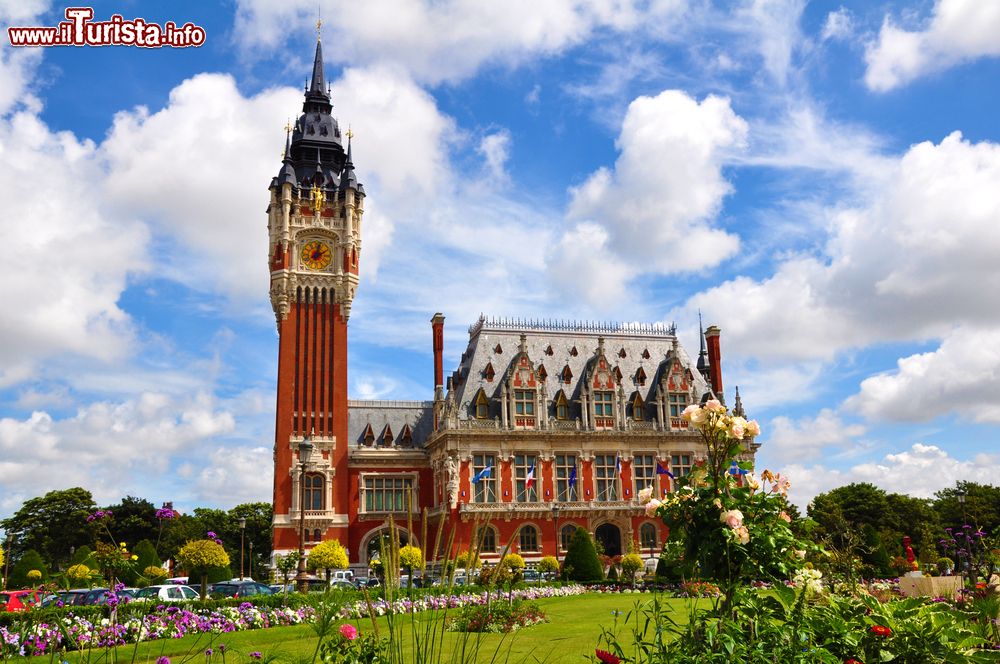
(446, 455, 459, 509)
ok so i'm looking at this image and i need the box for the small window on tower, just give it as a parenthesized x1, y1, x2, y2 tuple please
(537, 364, 547, 381)
(618, 348, 627, 358)
(483, 362, 495, 382)
(642, 348, 651, 359)
(544, 345, 554, 356)
(613, 366, 623, 383)
(569, 346, 578, 357)
(361, 423, 375, 447)
(561, 365, 573, 383)
(494, 344, 503, 354)
(636, 367, 647, 386)
(398, 424, 413, 448)
(475, 390, 490, 420)
(381, 425, 394, 447)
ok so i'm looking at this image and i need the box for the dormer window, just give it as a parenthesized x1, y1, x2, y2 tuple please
(483, 362, 495, 382)
(398, 424, 413, 448)
(362, 423, 375, 447)
(554, 391, 569, 420)
(612, 366, 623, 383)
(632, 393, 644, 421)
(494, 343, 503, 354)
(475, 390, 490, 419)
(561, 365, 573, 383)
(569, 346, 578, 357)
(381, 425, 394, 447)
(594, 391, 614, 418)
(537, 364, 547, 381)
(544, 345, 554, 356)
(636, 367, 647, 386)
(618, 348, 627, 358)
(513, 389, 535, 416)
(641, 348, 651, 359)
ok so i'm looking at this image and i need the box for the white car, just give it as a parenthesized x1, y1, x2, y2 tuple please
(132, 584, 201, 602)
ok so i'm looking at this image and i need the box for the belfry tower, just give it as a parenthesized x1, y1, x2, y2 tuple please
(268, 36, 364, 555)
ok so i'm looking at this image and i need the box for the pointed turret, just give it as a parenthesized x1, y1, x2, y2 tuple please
(309, 39, 325, 96)
(277, 124, 297, 186)
(733, 386, 745, 418)
(696, 312, 711, 381)
(340, 132, 358, 191)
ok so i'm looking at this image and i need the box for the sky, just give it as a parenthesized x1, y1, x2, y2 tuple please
(1, 0, 999, 520)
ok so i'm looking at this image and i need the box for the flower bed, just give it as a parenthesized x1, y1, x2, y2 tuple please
(446, 601, 547, 633)
(0, 585, 586, 657)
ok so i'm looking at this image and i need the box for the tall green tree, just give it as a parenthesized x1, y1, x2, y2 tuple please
(102, 496, 157, 546)
(9, 549, 49, 588)
(935, 482, 1000, 534)
(561, 527, 603, 582)
(1, 488, 96, 569)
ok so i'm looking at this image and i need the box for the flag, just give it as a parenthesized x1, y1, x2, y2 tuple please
(729, 461, 749, 476)
(615, 455, 622, 476)
(472, 465, 492, 483)
(656, 462, 675, 479)
(525, 464, 535, 491)
(568, 466, 577, 487)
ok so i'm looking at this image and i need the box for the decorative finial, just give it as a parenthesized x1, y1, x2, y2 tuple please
(316, 18, 322, 40)
(284, 119, 293, 135)
(346, 126, 354, 141)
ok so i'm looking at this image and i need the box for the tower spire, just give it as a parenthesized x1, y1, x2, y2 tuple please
(309, 37, 325, 96)
(696, 310, 711, 381)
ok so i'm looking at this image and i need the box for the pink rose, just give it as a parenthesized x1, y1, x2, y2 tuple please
(681, 404, 706, 424)
(778, 511, 791, 523)
(704, 399, 725, 413)
(644, 499, 662, 517)
(339, 623, 358, 641)
(637, 486, 653, 503)
(745, 420, 761, 437)
(719, 509, 744, 529)
(735, 526, 750, 545)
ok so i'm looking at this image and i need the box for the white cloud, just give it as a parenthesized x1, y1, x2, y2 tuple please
(194, 445, 272, 506)
(478, 130, 511, 183)
(0, 111, 147, 386)
(821, 7, 853, 41)
(234, 0, 684, 85)
(0, 392, 236, 515)
(690, 132, 1000, 362)
(782, 443, 1000, 509)
(553, 90, 746, 305)
(847, 327, 1000, 424)
(865, 0, 1000, 92)
(761, 408, 866, 463)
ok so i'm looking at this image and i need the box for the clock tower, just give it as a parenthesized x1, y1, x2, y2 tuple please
(268, 37, 364, 555)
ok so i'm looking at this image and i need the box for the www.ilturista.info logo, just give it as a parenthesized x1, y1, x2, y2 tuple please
(7, 7, 206, 48)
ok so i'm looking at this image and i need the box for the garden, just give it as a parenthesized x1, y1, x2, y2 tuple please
(1, 400, 999, 662)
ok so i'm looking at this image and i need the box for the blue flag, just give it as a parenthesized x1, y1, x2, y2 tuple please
(472, 465, 492, 483)
(568, 466, 577, 487)
(729, 461, 749, 476)
(656, 462, 675, 479)
(615, 455, 622, 476)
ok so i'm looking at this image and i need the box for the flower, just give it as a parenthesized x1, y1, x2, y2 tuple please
(703, 398, 725, 413)
(205, 648, 213, 656)
(339, 623, 358, 640)
(778, 511, 791, 523)
(745, 420, 760, 436)
(644, 499, 662, 517)
(734, 525, 750, 545)
(156, 657, 171, 664)
(206, 531, 217, 539)
(156, 508, 176, 520)
(845, 659, 864, 664)
(637, 486, 653, 503)
(249, 654, 262, 660)
(595, 649, 621, 664)
(745, 473, 761, 492)
(870, 624, 892, 637)
(720, 509, 744, 529)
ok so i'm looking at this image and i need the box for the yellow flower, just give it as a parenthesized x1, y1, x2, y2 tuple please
(131, 555, 138, 560)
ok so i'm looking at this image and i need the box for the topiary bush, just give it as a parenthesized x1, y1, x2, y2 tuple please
(561, 527, 603, 582)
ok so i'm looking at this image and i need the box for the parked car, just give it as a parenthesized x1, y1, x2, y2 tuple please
(353, 576, 380, 588)
(0, 590, 41, 612)
(329, 580, 355, 591)
(209, 581, 274, 599)
(133, 584, 201, 602)
(331, 570, 355, 583)
(41, 589, 90, 607)
(80, 588, 111, 605)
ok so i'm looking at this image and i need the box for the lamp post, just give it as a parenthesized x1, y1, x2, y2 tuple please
(957, 488, 967, 524)
(248, 540, 254, 581)
(239, 518, 247, 580)
(296, 435, 314, 593)
(552, 504, 561, 575)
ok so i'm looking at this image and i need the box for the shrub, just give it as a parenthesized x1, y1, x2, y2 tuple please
(537, 556, 559, 576)
(9, 549, 48, 588)
(176, 539, 230, 598)
(562, 527, 603, 582)
(620, 553, 643, 583)
(307, 539, 349, 579)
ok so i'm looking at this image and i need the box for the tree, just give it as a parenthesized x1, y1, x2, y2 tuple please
(102, 496, 158, 546)
(133, 539, 161, 585)
(176, 539, 230, 599)
(399, 545, 423, 591)
(66, 563, 95, 587)
(307, 540, 349, 580)
(1, 488, 96, 569)
(275, 552, 300, 586)
(9, 549, 49, 589)
(935, 483, 1000, 534)
(562, 527, 603, 582)
(537, 555, 559, 577)
(620, 553, 643, 585)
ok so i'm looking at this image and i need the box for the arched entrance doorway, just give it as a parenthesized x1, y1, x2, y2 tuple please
(360, 527, 412, 564)
(594, 523, 622, 556)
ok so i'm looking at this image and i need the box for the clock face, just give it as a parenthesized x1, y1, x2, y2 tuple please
(301, 241, 332, 270)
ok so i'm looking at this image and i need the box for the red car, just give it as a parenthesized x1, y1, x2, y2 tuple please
(0, 590, 42, 612)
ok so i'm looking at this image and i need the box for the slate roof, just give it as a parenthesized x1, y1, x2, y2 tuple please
(447, 316, 713, 422)
(347, 400, 434, 448)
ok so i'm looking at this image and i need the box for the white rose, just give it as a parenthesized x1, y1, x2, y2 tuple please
(637, 486, 653, 503)
(644, 499, 662, 517)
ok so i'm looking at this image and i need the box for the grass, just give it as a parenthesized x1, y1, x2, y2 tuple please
(26, 593, 699, 663)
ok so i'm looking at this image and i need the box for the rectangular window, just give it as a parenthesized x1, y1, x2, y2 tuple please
(633, 453, 655, 497)
(594, 454, 619, 501)
(668, 393, 688, 418)
(594, 391, 614, 417)
(670, 454, 692, 489)
(513, 390, 535, 416)
(473, 453, 497, 503)
(555, 454, 578, 502)
(514, 454, 538, 502)
(363, 475, 414, 513)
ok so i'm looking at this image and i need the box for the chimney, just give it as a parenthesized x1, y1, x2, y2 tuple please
(431, 313, 445, 397)
(704, 325, 723, 402)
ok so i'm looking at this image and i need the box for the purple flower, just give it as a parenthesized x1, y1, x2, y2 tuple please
(249, 653, 262, 660)
(156, 508, 176, 520)
(205, 647, 213, 656)
(206, 531, 217, 539)
(157, 658, 171, 664)
(218, 644, 226, 653)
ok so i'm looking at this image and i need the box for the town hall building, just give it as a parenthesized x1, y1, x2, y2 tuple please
(267, 39, 755, 573)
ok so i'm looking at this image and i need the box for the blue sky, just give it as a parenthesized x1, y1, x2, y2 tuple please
(1, 0, 999, 518)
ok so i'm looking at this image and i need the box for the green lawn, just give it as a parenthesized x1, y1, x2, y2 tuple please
(38, 594, 699, 664)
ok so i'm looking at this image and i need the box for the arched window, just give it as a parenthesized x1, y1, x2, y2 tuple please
(640, 523, 657, 551)
(560, 524, 577, 552)
(313, 529, 322, 542)
(519, 525, 539, 552)
(477, 526, 497, 553)
(304, 473, 324, 510)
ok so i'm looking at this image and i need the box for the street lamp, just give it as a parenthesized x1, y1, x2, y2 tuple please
(957, 488, 967, 524)
(248, 540, 254, 580)
(239, 518, 247, 580)
(552, 504, 561, 573)
(957, 488, 968, 587)
(296, 435, 314, 593)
